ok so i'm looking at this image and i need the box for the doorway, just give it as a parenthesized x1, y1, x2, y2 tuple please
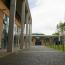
(35, 38, 41, 45)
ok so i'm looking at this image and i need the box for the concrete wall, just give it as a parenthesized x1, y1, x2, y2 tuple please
(0, 16, 3, 48)
(32, 38, 36, 46)
(32, 37, 45, 46)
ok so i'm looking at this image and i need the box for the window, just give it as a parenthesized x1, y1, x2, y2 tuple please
(1, 14, 9, 48)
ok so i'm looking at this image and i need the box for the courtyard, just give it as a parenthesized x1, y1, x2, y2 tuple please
(0, 46, 65, 65)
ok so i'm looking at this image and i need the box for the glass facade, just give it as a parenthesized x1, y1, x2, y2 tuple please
(1, 14, 21, 48)
(13, 22, 21, 47)
(1, 14, 9, 48)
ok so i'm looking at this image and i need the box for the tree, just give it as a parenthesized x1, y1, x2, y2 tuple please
(52, 32, 59, 35)
(57, 22, 65, 51)
(57, 22, 65, 33)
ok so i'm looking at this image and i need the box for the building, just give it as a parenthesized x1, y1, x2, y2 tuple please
(0, 0, 32, 52)
(32, 34, 62, 46)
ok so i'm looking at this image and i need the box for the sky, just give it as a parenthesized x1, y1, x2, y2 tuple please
(28, 0, 65, 35)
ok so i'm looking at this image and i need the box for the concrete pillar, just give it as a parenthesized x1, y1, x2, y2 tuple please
(42, 38, 45, 45)
(29, 20, 32, 47)
(31, 22, 32, 46)
(41, 38, 44, 45)
(49, 37, 52, 46)
(25, 13, 29, 48)
(7, 0, 17, 52)
(28, 20, 30, 47)
(20, 0, 25, 49)
(49, 37, 54, 47)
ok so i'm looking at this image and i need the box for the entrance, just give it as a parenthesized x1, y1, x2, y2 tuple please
(35, 38, 41, 45)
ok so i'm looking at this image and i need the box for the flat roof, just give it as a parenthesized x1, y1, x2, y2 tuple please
(32, 35, 61, 37)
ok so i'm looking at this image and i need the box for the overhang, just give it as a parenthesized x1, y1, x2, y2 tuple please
(2, 0, 31, 24)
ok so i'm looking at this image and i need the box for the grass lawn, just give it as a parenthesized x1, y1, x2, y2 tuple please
(47, 44, 65, 52)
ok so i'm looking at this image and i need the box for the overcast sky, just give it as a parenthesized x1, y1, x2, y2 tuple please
(28, 0, 65, 35)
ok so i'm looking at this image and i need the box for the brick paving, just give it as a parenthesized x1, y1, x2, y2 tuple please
(0, 47, 20, 58)
(0, 46, 65, 65)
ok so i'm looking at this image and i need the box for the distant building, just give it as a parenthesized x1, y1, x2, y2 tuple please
(32, 34, 62, 46)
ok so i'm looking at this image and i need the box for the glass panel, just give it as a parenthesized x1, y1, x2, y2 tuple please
(1, 14, 9, 48)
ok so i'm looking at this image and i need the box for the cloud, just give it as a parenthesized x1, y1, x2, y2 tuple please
(28, 0, 65, 35)
(28, 0, 40, 8)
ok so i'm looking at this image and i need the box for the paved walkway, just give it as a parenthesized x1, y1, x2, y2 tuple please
(0, 46, 65, 65)
(0, 47, 20, 57)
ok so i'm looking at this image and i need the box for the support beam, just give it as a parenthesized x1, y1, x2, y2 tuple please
(20, 0, 25, 49)
(7, 0, 17, 52)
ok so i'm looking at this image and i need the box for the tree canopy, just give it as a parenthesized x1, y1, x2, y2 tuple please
(57, 22, 65, 32)
(52, 32, 59, 35)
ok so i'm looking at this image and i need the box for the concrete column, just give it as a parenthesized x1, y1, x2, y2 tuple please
(25, 13, 29, 48)
(30, 21, 32, 46)
(28, 20, 30, 48)
(49, 37, 52, 46)
(50, 37, 54, 47)
(7, 0, 17, 52)
(41, 38, 44, 45)
(42, 38, 45, 45)
(29, 20, 32, 47)
(20, 0, 25, 49)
